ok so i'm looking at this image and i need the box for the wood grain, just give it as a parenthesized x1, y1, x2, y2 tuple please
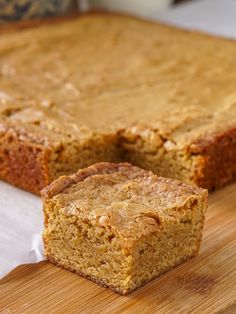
(0, 183, 236, 314)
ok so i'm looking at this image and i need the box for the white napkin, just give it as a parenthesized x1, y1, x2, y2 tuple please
(0, 182, 44, 278)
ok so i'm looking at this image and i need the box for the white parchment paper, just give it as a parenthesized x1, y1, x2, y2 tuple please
(1, 0, 236, 279)
(0, 181, 44, 278)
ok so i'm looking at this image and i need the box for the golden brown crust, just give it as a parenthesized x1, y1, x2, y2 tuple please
(41, 161, 205, 200)
(41, 162, 133, 199)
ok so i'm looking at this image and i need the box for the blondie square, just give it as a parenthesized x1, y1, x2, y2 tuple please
(42, 162, 208, 294)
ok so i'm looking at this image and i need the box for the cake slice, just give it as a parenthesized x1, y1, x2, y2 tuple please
(42, 162, 208, 294)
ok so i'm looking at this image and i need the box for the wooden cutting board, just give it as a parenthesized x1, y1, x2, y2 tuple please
(0, 183, 236, 314)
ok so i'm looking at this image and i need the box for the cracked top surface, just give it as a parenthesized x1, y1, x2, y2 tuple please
(0, 14, 236, 149)
(42, 162, 208, 237)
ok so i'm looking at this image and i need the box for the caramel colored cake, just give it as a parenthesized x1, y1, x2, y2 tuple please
(1, 14, 236, 194)
(42, 162, 208, 294)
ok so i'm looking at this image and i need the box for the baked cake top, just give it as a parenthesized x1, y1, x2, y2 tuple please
(0, 14, 236, 150)
(42, 162, 207, 238)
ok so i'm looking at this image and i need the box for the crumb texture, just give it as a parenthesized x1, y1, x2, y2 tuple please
(43, 162, 208, 294)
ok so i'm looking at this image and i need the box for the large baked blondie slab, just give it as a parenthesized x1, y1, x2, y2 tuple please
(42, 162, 208, 294)
(0, 14, 236, 193)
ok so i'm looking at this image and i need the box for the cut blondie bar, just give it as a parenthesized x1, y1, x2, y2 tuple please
(42, 162, 208, 294)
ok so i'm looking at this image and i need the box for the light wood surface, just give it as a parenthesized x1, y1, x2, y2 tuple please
(0, 183, 236, 314)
